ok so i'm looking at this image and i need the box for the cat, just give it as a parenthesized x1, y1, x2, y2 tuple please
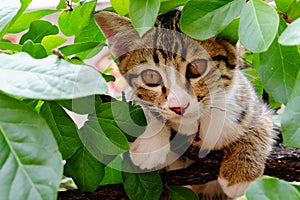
(95, 10, 274, 199)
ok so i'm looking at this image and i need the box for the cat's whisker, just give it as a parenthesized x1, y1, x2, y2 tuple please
(209, 106, 226, 112)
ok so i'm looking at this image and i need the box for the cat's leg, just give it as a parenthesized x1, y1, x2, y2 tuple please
(129, 114, 172, 170)
(217, 133, 272, 198)
(192, 120, 273, 199)
(218, 123, 273, 198)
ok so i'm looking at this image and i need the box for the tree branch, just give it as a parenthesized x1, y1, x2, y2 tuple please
(58, 137, 300, 200)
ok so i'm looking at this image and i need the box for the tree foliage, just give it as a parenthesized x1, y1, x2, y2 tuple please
(0, 0, 299, 200)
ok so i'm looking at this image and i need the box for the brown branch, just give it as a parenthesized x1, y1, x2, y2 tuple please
(58, 137, 300, 200)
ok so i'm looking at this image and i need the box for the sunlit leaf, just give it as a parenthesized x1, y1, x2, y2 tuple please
(59, 42, 102, 56)
(129, 0, 160, 36)
(279, 18, 300, 45)
(8, 9, 58, 33)
(0, 52, 107, 100)
(181, 0, 245, 40)
(22, 40, 48, 59)
(111, 0, 129, 15)
(20, 20, 59, 44)
(58, 11, 74, 36)
(239, 0, 279, 52)
(159, 0, 188, 14)
(41, 35, 67, 55)
(275, 0, 295, 12)
(0, 41, 22, 51)
(246, 176, 300, 200)
(258, 18, 300, 104)
(0, 0, 31, 38)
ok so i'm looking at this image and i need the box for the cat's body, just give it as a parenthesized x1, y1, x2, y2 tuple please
(95, 10, 274, 199)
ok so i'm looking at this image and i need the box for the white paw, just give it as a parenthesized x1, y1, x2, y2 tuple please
(130, 142, 170, 170)
(129, 112, 172, 170)
(187, 180, 228, 200)
(218, 177, 250, 198)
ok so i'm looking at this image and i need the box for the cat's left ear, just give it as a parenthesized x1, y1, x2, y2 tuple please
(94, 11, 139, 59)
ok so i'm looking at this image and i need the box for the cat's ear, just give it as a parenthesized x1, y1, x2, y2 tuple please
(94, 11, 139, 58)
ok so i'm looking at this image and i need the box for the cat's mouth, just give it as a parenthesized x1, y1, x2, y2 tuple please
(168, 102, 190, 116)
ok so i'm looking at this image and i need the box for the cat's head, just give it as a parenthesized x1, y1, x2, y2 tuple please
(95, 10, 237, 124)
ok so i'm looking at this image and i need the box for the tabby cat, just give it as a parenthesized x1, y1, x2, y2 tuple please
(95, 10, 274, 199)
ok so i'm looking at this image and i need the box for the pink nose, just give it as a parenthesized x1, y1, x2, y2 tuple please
(169, 103, 189, 115)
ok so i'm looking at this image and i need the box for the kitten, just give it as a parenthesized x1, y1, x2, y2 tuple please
(95, 10, 274, 199)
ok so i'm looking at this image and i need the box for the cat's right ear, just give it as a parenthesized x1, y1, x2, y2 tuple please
(94, 11, 139, 59)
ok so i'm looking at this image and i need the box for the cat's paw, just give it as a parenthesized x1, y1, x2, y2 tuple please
(188, 180, 230, 200)
(130, 141, 170, 170)
(218, 177, 249, 198)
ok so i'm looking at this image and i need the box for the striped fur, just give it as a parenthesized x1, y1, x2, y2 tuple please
(95, 10, 274, 199)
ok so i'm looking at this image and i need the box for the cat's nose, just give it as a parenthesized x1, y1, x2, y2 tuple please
(169, 103, 189, 115)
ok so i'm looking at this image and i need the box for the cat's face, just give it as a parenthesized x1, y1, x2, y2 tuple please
(95, 11, 236, 123)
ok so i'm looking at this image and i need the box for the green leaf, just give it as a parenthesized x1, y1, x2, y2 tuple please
(123, 171, 163, 200)
(41, 35, 67, 55)
(57, 0, 66, 10)
(0, 52, 108, 100)
(40, 101, 82, 159)
(129, 0, 160, 36)
(20, 20, 59, 44)
(159, 0, 188, 15)
(59, 42, 103, 56)
(78, 116, 130, 156)
(0, 92, 62, 200)
(22, 40, 48, 59)
(217, 17, 240, 44)
(110, 102, 147, 140)
(275, 0, 295, 12)
(169, 186, 199, 200)
(64, 146, 105, 192)
(180, 0, 245, 40)
(281, 77, 300, 147)
(100, 156, 123, 185)
(287, 1, 300, 20)
(246, 176, 300, 200)
(73, 16, 105, 60)
(70, 1, 97, 36)
(111, 0, 129, 15)
(57, 95, 102, 115)
(279, 18, 300, 45)
(58, 11, 74, 36)
(96, 102, 146, 142)
(239, 0, 279, 52)
(8, 9, 58, 33)
(295, 185, 300, 193)
(0, 0, 32, 38)
(0, 41, 22, 51)
(102, 74, 116, 82)
(74, 19, 105, 43)
(258, 18, 300, 104)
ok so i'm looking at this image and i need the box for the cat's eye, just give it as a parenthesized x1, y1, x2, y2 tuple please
(186, 59, 208, 79)
(141, 69, 163, 87)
